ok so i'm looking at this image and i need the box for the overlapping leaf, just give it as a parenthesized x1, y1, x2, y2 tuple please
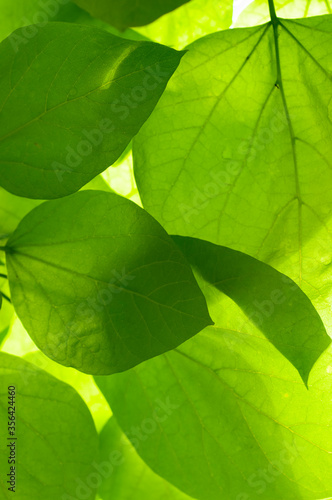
(0, 187, 40, 234)
(0, 176, 112, 348)
(73, 0, 191, 30)
(0, 0, 148, 44)
(96, 261, 332, 500)
(0, 0, 82, 42)
(5, 190, 212, 374)
(0, 22, 184, 198)
(173, 236, 330, 383)
(0, 176, 111, 235)
(24, 349, 112, 431)
(0, 352, 98, 500)
(134, 15, 332, 333)
(98, 418, 193, 499)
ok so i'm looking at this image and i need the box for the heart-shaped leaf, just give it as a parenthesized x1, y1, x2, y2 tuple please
(5, 190, 212, 374)
(133, 15, 332, 336)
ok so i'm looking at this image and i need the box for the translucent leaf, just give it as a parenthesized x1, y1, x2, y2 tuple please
(235, 0, 332, 28)
(96, 270, 332, 500)
(0, 352, 98, 500)
(0, 23, 183, 198)
(133, 15, 332, 335)
(73, 0, 191, 30)
(0, 0, 148, 44)
(98, 417, 193, 499)
(5, 191, 212, 374)
(173, 235, 330, 383)
(136, 0, 233, 49)
(0, 177, 111, 235)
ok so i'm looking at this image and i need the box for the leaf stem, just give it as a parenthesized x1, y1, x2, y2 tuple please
(0, 273, 7, 279)
(268, 0, 278, 25)
(0, 246, 7, 252)
(0, 233, 11, 240)
(0, 291, 11, 304)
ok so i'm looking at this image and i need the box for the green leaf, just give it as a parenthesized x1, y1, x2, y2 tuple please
(5, 190, 212, 374)
(0, 325, 9, 347)
(73, 0, 191, 30)
(236, 0, 332, 28)
(0, 0, 82, 42)
(0, 22, 184, 199)
(0, 0, 79, 43)
(0, 0, 149, 44)
(0, 352, 98, 500)
(173, 236, 330, 383)
(0, 176, 111, 236)
(133, 15, 332, 334)
(0, 187, 40, 234)
(0, 279, 14, 337)
(96, 279, 332, 500)
(136, 0, 233, 50)
(24, 350, 112, 432)
(98, 417, 193, 500)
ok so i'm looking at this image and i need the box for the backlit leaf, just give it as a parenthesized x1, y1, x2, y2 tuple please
(0, 23, 184, 198)
(96, 265, 332, 500)
(0, 0, 83, 42)
(133, 15, 332, 335)
(0, 279, 14, 339)
(0, 176, 111, 235)
(173, 235, 331, 383)
(98, 417, 193, 500)
(0, 352, 98, 500)
(0, 325, 9, 346)
(0, 0, 149, 44)
(136, 0, 233, 49)
(73, 0, 191, 30)
(235, 0, 332, 28)
(24, 349, 112, 432)
(5, 190, 212, 374)
(0, 187, 40, 235)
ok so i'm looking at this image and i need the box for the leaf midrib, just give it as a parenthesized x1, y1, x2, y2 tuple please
(7, 249, 208, 322)
(271, 16, 304, 284)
